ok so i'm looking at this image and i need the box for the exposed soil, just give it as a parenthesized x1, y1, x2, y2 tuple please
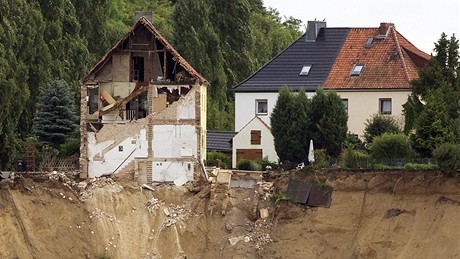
(1, 170, 460, 259)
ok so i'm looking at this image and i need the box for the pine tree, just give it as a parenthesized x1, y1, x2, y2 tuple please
(410, 90, 455, 157)
(34, 80, 78, 148)
(404, 33, 460, 132)
(271, 87, 311, 164)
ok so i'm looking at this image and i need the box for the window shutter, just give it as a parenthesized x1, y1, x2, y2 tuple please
(250, 130, 261, 145)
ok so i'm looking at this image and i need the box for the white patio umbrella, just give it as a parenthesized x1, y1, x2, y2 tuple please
(308, 139, 315, 163)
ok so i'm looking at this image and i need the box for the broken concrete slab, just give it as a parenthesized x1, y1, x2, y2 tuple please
(174, 175, 188, 186)
(259, 208, 269, 219)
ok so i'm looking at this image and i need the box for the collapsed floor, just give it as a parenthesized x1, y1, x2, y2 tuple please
(1, 170, 460, 259)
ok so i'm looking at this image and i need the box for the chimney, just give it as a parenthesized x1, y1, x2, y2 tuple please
(134, 11, 152, 23)
(306, 20, 327, 42)
(377, 22, 394, 39)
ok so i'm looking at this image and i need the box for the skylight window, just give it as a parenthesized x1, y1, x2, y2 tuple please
(365, 38, 374, 48)
(299, 65, 312, 76)
(350, 64, 364, 76)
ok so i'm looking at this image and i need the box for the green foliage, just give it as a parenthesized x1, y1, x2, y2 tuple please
(343, 132, 365, 150)
(34, 80, 78, 148)
(236, 159, 262, 171)
(404, 33, 460, 157)
(272, 187, 290, 204)
(410, 91, 455, 157)
(403, 163, 438, 170)
(206, 151, 231, 168)
(370, 133, 412, 159)
(173, 0, 301, 130)
(341, 149, 371, 169)
(364, 114, 401, 144)
(311, 149, 329, 169)
(257, 156, 279, 170)
(271, 87, 310, 163)
(309, 88, 348, 157)
(433, 143, 460, 176)
(59, 138, 80, 158)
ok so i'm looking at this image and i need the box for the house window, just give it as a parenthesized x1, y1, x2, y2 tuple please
(365, 38, 374, 48)
(342, 99, 348, 114)
(350, 64, 364, 76)
(299, 65, 312, 76)
(250, 130, 261, 145)
(379, 98, 392, 114)
(256, 99, 268, 115)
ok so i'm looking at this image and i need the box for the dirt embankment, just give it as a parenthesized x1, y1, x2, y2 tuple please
(1, 170, 460, 259)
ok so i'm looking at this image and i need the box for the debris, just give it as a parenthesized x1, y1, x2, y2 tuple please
(229, 236, 243, 246)
(259, 208, 269, 219)
(174, 176, 188, 187)
(141, 184, 154, 191)
(225, 223, 234, 232)
(163, 207, 170, 216)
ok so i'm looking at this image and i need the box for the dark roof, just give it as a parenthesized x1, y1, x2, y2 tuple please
(233, 28, 349, 92)
(206, 131, 237, 152)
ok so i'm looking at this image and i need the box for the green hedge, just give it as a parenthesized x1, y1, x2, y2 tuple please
(433, 143, 460, 176)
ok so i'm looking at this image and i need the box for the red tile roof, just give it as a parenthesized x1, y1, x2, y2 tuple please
(323, 24, 430, 90)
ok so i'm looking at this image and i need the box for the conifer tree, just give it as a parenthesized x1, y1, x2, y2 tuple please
(309, 88, 348, 157)
(34, 80, 78, 148)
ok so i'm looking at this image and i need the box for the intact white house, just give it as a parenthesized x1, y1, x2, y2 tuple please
(233, 21, 429, 163)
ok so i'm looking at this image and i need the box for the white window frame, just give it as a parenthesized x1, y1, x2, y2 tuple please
(379, 98, 392, 114)
(342, 98, 348, 114)
(299, 65, 312, 76)
(255, 99, 268, 115)
(350, 64, 364, 76)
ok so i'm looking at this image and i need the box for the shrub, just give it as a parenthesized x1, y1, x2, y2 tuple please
(433, 143, 460, 176)
(257, 156, 279, 170)
(364, 114, 401, 144)
(343, 132, 365, 150)
(341, 149, 371, 169)
(403, 163, 438, 170)
(370, 133, 412, 159)
(236, 159, 262, 171)
(311, 149, 329, 169)
(206, 151, 231, 168)
(59, 138, 80, 157)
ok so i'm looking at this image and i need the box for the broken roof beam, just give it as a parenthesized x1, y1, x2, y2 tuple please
(98, 83, 149, 116)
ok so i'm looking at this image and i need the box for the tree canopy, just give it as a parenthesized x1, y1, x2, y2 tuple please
(0, 0, 302, 169)
(404, 33, 460, 156)
(271, 87, 348, 164)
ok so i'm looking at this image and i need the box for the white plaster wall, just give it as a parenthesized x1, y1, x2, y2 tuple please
(88, 129, 148, 177)
(178, 88, 196, 119)
(337, 90, 410, 138)
(152, 161, 194, 182)
(232, 117, 278, 168)
(235, 92, 316, 131)
(152, 125, 197, 158)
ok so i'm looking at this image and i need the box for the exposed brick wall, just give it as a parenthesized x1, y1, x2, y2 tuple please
(79, 83, 88, 178)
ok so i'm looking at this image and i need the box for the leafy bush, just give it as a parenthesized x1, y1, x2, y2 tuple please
(236, 159, 262, 171)
(206, 151, 231, 168)
(370, 133, 412, 159)
(257, 156, 279, 170)
(364, 114, 401, 144)
(59, 138, 80, 157)
(341, 149, 371, 169)
(433, 143, 460, 176)
(311, 149, 329, 169)
(343, 132, 365, 150)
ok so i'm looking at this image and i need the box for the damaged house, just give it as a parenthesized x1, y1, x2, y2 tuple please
(79, 14, 208, 183)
